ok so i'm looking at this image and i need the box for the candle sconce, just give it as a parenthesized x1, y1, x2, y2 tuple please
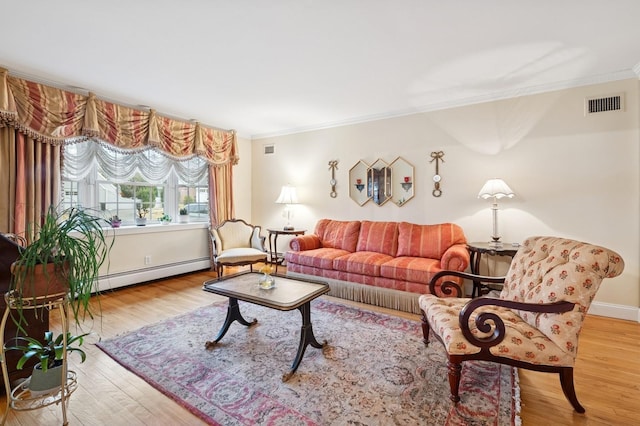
(349, 161, 370, 206)
(400, 176, 412, 192)
(390, 157, 414, 206)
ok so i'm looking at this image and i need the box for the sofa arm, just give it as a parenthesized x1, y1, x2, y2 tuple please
(290, 234, 322, 251)
(440, 243, 470, 271)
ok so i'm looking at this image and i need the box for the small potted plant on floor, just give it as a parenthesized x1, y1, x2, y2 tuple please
(6, 331, 88, 396)
(179, 207, 189, 223)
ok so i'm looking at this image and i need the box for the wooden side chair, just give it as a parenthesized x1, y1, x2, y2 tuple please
(419, 236, 625, 412)
(210, 219, 267, 277)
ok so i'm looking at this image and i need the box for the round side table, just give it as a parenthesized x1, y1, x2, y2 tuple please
(467, 242, 519, 297)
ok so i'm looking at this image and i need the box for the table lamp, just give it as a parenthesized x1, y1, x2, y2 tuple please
(275, 184, 299, 230)
(478, 178, 515, 246)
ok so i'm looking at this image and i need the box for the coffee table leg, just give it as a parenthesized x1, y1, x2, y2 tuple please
(282, 301, 327, 382)
(205, 297, 257, 348)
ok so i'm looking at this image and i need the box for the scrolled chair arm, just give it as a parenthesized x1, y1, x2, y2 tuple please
(458, 297, 576, 349)
(428, 270, 505, 298)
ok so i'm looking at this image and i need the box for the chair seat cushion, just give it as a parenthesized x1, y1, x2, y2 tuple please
(419, 294, 575, 367)
(216, 248, 267, 264)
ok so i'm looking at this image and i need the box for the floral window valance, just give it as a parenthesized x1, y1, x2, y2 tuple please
(0, 67, 238, 166)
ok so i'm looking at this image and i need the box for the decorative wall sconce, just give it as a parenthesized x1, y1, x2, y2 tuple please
(349, 157, 415, 206)
(400, 176, 412, 192)
(328, 160, 338, 198)
(429, 151, 444, 197)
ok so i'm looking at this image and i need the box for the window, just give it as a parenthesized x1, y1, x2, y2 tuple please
(62, 140, 209, 225)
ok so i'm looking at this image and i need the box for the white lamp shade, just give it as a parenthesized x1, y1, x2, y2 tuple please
(275, 185, 299, 204)
(478, 178, 515, 199)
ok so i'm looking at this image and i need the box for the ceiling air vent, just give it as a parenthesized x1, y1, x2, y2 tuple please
(585, 94, 624, 115)
(263, 144, 275, 155)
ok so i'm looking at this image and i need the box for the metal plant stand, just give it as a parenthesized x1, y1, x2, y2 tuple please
(0, 292, 76, 425)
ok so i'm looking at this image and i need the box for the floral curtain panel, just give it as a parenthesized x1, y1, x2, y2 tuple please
(0, 67, 238, 166)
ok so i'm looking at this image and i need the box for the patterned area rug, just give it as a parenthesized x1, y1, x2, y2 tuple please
(97, 299, 520, 425)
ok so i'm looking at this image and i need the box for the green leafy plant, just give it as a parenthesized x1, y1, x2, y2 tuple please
(159, 213, 171, 223)
(136, 205, 149, 219)
(179, 207, 188, 216)
(10, 205, 113, 331)
(6, 331, 88, 373)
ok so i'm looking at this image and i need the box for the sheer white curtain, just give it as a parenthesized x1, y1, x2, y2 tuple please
(63, 139, 208, 184)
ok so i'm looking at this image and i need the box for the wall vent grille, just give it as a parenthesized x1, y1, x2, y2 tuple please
(264, 144, 275, 155)
(585, 94, 624, 115)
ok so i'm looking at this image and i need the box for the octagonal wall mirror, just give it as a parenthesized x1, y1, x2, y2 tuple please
(367, 159, 391, 206)
(390, 156, 415, 206)
(349, 160, 370, 206)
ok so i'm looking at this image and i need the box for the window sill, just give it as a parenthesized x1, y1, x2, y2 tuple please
(104, 222, 209, 236)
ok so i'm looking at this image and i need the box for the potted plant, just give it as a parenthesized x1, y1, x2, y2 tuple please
(135, 205, 148, 226)
(179, 207, 189, 223)
(10, 205, 113, 332)
(159, 213, 172, 225)
(110, 215, 122, 228)
(6, 331, 88, 396)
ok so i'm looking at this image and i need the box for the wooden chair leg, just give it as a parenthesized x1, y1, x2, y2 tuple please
(420, 311, 431, 346)
(447, 359, 462, 403)
(559, 367, 585, 413)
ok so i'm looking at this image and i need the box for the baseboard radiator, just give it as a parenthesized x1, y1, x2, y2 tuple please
(97, 258, 211, 292)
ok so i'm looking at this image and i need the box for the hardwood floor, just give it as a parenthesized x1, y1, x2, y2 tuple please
(2, 267, 638, 425)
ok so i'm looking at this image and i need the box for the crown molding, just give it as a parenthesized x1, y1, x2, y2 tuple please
(251, 69, 638, 140)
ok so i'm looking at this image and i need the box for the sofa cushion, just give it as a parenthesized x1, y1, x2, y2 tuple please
(397, 222, 466, 259)
(285, 247, 351, 269)
(333, 251, 394, 277)
(380, 256, 442, 284)
(314, 219, 361, 252)
(356, 221, 399, 256)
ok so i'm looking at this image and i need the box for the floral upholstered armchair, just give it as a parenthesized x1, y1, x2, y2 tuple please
(210, 219, 267, 278)
(419, 236, 624, 413)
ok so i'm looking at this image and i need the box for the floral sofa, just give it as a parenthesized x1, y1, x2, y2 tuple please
(285, 219, 470, 313)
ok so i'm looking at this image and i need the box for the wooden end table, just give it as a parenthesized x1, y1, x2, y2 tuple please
(467, 242, 519, 297)
(267, 228, 306, 273)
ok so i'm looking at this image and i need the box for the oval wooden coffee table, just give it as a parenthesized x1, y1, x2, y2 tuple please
(203, 271, 330, 381)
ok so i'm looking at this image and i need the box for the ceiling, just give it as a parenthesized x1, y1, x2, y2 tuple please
(2, 1, 640, 139)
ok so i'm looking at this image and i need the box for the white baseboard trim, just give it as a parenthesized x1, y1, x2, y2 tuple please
(588, 301, 640, 322)
(96, 258, 211, 292)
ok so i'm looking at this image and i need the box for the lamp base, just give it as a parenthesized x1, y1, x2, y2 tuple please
(283, 225, 294, 231)
(489, 239, 503, 248)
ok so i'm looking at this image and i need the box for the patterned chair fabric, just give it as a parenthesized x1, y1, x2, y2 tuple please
(210, 219, 267, 277)
(419, 236, 624, 413)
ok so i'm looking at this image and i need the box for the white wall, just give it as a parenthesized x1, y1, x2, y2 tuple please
(249, 79, 640, 320)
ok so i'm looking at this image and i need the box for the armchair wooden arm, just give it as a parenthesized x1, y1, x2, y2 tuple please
(458, 297, 575, 349)
(427, 270, 505, 297)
